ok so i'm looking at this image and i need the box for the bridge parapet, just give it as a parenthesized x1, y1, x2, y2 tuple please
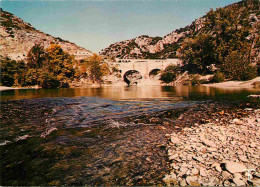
(113, 58, 182, 79)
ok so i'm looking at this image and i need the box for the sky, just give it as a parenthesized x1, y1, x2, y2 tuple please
(1, 0, 241, 53)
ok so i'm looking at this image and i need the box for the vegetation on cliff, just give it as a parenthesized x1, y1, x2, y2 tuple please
(102, 0, 260, 81)
(178, 1, 259, 80)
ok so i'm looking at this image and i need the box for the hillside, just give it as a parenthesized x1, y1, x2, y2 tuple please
(0, 8, 93, 61)
(100, 0, 260, 60)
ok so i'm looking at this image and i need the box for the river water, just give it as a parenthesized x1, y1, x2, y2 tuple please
(1, 85, 259, 185)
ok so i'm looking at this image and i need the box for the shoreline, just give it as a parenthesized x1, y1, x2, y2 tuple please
(203, 77, 260, 89)
(1, 77, 260, 91)
(0, 85, 40, 91)
(162, 102, 260, 186)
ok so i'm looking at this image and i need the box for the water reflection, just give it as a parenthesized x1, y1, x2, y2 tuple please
(1, 85, 260, 101)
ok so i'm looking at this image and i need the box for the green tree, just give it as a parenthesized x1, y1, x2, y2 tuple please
(27, 43, 46, 69)
(46, 44, 75, 82)
(178, 33, 216, 74)
(0, 56, 27, 87)
(0, 57, 17, 86)
(222, 51, 257, 81)
(84, 54, 110, 83)
(160, 65, 181, 83)
(178, 2, 259, 81)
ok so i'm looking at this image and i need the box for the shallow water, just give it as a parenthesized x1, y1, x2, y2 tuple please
(1, 85, 260, 101)
(0, 86, 259, 185)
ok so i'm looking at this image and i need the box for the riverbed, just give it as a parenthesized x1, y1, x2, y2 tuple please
(1, 86, 259, 185)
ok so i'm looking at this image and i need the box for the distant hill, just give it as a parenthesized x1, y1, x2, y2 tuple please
(100, 0, 259, 60)
(0, 8, 93, 61)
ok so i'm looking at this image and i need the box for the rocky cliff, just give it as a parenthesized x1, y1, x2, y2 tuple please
(100, 0, 259, 59)
(0, 9, 93, 61)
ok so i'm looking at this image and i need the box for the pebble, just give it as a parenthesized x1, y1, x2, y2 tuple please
(179, 179, 186, 186)
(191, 168, 199, 175)
(239, 155, 248, 162)
(162, 174, 178, 186)
(186, 176, 198, 185)
(248, 178, 260, 186)
(169, 154, 178, 160)
(201, 138, 217, 147)
(216, 165, 222, 172)
(179, 166, 188, 173)
(224, 161, 247, 174)
(199, 167, 207, 177)
(171, 136, 181, 144)
(233, 177, 246, 186)
(163, 107, 260, 186)
(223, 179, 232, 186)
(222, 171, 231, 179)
(233, 173, 242, 179)
(233, 118, 243, 125)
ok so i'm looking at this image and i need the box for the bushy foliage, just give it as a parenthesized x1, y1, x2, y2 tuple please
(189, 74, 201, 85)
(179, 34, 216, 74)
(1, 44, 78, 88)
(27, 43, 46, 69)
(159, 65, 180, 83)
(211, 71, 225, 83)
(83, 54, 110, 83)
(221, 51, 257, 81)
(178, 0, 260, 81)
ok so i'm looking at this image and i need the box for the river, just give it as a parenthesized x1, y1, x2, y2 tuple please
(0, 85, 259, 185)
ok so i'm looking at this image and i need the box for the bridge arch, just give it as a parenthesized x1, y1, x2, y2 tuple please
(149, 68, 161, 77)
(123, 70, 142, 85)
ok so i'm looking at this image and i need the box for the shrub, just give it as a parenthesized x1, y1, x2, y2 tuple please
(41, 72, 60, 89)
(160, 72, 176, 83)
(211, 71, 225, 83)
(189, 74, 201, 85)
(221, 51, 257, 81)
(159, 65, 180, 83)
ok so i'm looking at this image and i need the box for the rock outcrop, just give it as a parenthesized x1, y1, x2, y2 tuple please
(100, 1, 260, 60)
(0, 8, 93, 61)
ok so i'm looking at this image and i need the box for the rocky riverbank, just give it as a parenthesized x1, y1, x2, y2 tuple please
(163, 104, 260, 186)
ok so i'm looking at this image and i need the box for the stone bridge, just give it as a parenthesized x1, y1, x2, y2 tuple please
(113, 58, 182, 79)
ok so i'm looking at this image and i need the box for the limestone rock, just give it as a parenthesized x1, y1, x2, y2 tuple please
(248, 178, 260, 186)
(186, 176, 198, 185)
(222, 171, 231, 179)
(233, 118, 243, 125)
(232, 177, 245, 186)
(162, 174, 178, 186)
(199, 167, 208, 177)
(233, 173, 242, 179)
(201, 138, 217, 147)
(169, 154, 178, 160)
(224, 161, 247, 174)
(171, 136, 181, 144)
(180, 179, 187, 186)
(191, 168, 199, 175)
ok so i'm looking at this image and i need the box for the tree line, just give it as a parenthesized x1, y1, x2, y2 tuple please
(1, 44, 110, 88)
